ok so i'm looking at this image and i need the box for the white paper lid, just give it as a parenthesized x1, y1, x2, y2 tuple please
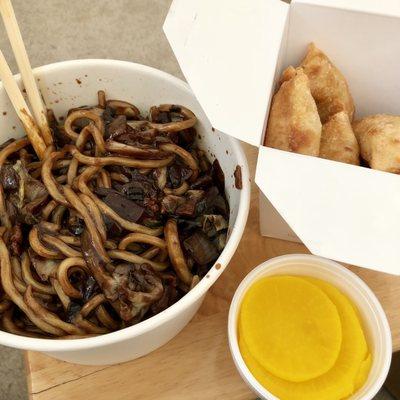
(164, 0, 289, 146)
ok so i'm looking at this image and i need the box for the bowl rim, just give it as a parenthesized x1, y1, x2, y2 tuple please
(0, 59, 251, 352)
(227, 254, 393, 400)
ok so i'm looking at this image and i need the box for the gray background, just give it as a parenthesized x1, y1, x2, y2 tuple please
(0, 1, 396, 399)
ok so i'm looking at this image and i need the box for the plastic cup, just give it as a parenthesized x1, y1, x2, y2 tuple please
(228, 254, 392, 400)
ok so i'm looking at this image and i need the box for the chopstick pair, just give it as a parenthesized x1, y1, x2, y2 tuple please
(0, 0, 52, 159)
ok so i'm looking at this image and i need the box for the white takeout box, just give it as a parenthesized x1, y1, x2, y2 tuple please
(164, 0, 400, 275)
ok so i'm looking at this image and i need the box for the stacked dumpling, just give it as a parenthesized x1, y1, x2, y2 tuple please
(264, 43, 400, 174)
(265, 43, 359, 165)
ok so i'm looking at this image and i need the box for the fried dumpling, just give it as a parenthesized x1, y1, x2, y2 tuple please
(320, 111, 360, 165)
(264, 67, 322, 156)
(353, 114, 400, 173)
(301, 43, 355, 123)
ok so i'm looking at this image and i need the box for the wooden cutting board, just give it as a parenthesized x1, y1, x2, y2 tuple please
(25, 144, 400, 400)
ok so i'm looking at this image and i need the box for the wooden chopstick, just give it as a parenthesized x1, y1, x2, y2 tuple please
(0, 0, 53, 146)
(0, 49, 46, 159)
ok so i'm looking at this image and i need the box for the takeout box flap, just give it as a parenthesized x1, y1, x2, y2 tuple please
(163, 0, 289, 146)
(293, 0, 400, 17)
(256, 147, 400, 276)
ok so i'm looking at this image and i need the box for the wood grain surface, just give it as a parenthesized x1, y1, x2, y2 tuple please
(25, 144, 400, 400)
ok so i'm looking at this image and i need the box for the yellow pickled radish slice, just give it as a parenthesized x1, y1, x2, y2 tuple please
(238, 277, 370, 400)
(354, 353, 372, 392)
(239, 276, 342, 382)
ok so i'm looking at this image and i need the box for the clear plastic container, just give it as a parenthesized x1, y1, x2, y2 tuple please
(228, 254, 392, 400)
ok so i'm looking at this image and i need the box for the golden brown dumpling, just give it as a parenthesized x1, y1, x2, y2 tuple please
(320, 111, 359, 165)
(353, 114, 400, 173)
(264, 67, 322, 156)
(301, 43, 355, 123)
(279, 65, 296, 84)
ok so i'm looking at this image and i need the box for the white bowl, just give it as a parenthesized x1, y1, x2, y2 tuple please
(228, 254, 392, 400)
(0, 59, 250, 365)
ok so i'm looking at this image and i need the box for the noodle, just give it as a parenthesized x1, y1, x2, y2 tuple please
(164, 219, 193, 285)
(108, 249, 168, 272)
(57, 257, 89, 299)
(21, 252, 55, 295)
(0, 138, 29, 166)
(0, 235, 64, 335)
(69, 146, 175, 169)
(29, 227, 62, 259)
(64, 110, 104, 141)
